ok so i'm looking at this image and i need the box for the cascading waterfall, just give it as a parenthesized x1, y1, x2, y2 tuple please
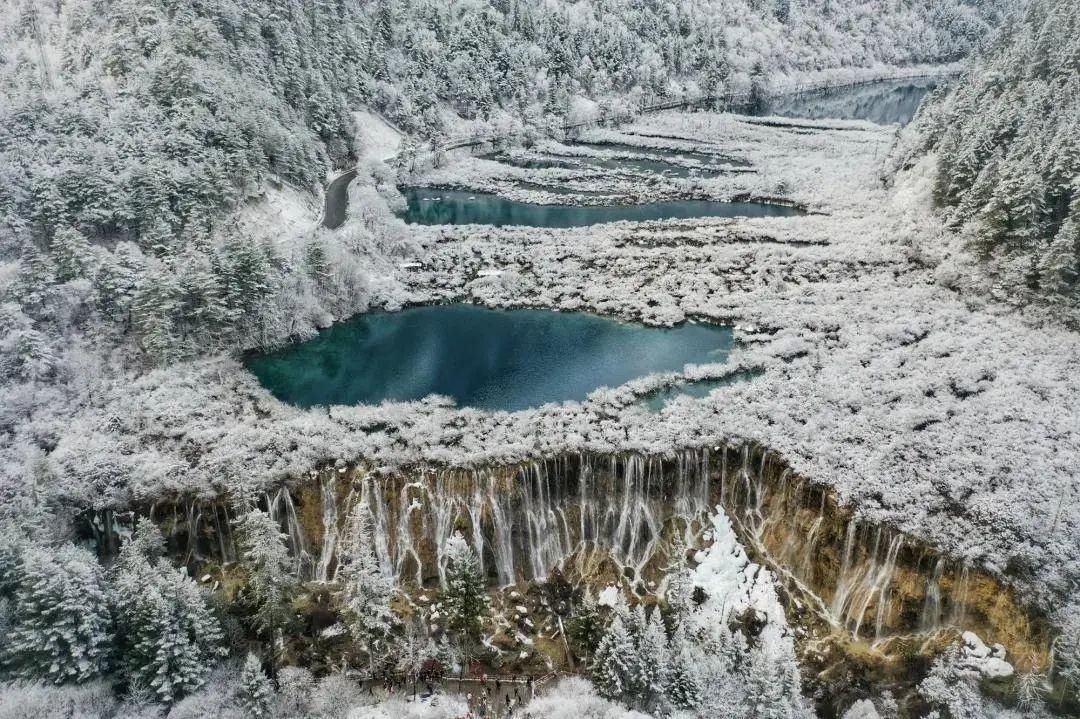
(267, 488, 312, 577)
(329, 452, 714, 589)
(315, 470, 340, 583)
(92, 443, 1047, 661)
(920, 557, 946, 633)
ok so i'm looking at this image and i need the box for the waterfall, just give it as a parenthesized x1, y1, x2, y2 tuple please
(267, 488, 311, 577)
(920, 557, 946, 632)
(285, 452, 720, 589)
(109, 442, 1044, 668)
(315, 471, 340, 583)
(949, 563, 971, 627)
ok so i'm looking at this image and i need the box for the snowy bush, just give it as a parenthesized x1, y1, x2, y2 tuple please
(523, 677, 652, 719)
(346, 695, 468, 719)
(0, 681, 116, 719)
(308, 673, 368, 719)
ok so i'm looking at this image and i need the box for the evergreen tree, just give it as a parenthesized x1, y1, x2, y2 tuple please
(112, 520, 226, 703)
(235, 505, 294, 655)
(302, 239, 331, 288)
(338, 505, 397, 671)
(5, 544, 113, 684)
(441, 532, 486, 641)
(237, 652, 275, 718)
(665, 625, 703, 710)
(636, 613, 670, 710)
(591, 615, 637, 704)
(50, 226, 96, 282)
(566, 590, 604, 662)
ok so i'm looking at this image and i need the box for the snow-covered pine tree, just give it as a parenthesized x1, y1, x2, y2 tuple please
(442, 532, 486, 641)
(566, 590, 604, 662)
(744, 639, 803, 719)
(112, 520, 226, 703)
(635, 613, 671, 712)
(5, 543, 113, 684)
(665, 624, 703, 710)
(50, 226, 97, 283)
(235, 504, 294, 650)
(337, 504, 397, 671)
(591, 615, 638, 705)
(237, 652, 274, 718)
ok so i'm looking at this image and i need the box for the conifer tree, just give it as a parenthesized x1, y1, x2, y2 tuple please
(591, 615, 637, 704)
(235, 505, 294, 657)
(5, 544, 113, 684)
(636, 614, 670, 710)
(50, 226, 96, 282)
(665, 625, 703, 710)
(567, 590, 604, 662)
(338, 505, 397, 671)
(238, 652, 275, 718)
(112, 520, 225, 703)
(442, 532, 486, 641)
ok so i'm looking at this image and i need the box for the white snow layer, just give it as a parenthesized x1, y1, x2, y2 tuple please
(36, 109, 1080, 613)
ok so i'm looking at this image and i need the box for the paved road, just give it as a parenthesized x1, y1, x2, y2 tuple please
(322, 167, 358, 229)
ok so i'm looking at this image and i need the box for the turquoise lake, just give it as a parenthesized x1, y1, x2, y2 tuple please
(246, 305, 734, 411)
(399, 188, 802, 227)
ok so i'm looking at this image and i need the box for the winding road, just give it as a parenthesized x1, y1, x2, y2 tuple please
(322, 167, 359, 229)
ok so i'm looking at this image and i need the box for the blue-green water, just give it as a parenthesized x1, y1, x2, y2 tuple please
(640, 371, 758, 411)
(246, 305, 734, 411)
(763, 80, 939, 126)
(400, 188, 802, 227)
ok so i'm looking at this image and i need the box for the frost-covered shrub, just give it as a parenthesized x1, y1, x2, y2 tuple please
(524, 677, 651, 719)
(165, 666, 246, 719)
(346, 695, 468, 719)
(276, 666, 315, 718)
(842, 699, 882, 719)
(0, 681, 116, 719)
(308, 673, 368, 719)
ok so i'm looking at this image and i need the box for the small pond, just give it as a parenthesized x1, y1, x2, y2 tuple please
(399, 188, 802, 227)
(640, 371, 758, 411)
(246, 305, 734, 411)
(761, 79, 939, 126)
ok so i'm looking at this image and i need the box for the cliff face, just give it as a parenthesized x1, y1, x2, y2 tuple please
(87, 442, 1049, 714)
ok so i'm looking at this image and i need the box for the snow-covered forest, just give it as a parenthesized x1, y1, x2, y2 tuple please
(898, 0, 1080, 323)
(0, 0, 1008, 362)
(3, 0, 1079, 717)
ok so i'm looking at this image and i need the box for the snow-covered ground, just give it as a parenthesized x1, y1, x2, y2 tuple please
(351, 110, 403, 164)
(41, 109, 1080, 618)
